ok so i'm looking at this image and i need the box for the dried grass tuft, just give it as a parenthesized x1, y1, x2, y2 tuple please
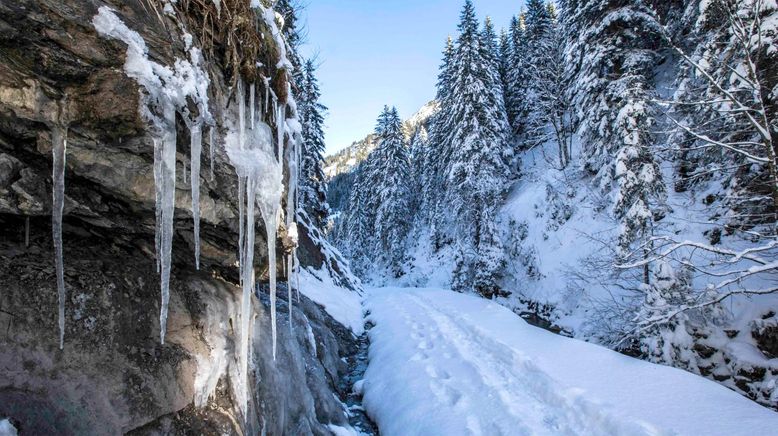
(143, 0, 289, 101)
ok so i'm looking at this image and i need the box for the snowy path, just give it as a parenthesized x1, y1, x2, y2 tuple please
(360, 287, 778, 436)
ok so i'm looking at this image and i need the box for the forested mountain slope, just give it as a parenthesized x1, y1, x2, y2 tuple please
(331, 0, 778, 409)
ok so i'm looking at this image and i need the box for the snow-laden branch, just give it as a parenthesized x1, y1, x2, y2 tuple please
(616, 236, 778, 269)
(633, 287, 778, 335)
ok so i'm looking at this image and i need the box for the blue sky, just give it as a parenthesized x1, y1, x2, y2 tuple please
(298, 0, 526, 154)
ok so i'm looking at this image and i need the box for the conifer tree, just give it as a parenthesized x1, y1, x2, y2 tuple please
(422, 36, 457, 230)
(562, 0, 667, 264)
(298, 60, 329, 229)
(498, 28, 513, 108)
(443, 0, 512, 296)
(371, 107, 412, 276)
(506, 14, 529, 137)
(522, 0, 554, 149)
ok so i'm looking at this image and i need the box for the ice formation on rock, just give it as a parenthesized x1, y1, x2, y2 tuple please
(190, 122, 202, 269)
(51, 125, 67, 350)
(93, 6, 212, 343)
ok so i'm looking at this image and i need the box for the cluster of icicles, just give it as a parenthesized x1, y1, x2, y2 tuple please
(49, 4, 303, 422)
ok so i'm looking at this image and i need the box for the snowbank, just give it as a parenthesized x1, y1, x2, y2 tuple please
(0, 420, 16, 436)
(299, 268, 364, 335)
(362, 287, 778, 436)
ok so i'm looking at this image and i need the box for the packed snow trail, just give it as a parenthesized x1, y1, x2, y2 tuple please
(361, 287, 778, 436)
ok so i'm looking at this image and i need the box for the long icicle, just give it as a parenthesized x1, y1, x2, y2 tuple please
(266, 206, 279, 360)
(51, 125, 68, 350)
(238, 176, 245, 285)
(209, 126, 215, 181)
(190, 122, 202, 270)
(158, 103, 177, 344)
(249, 82, 255, 130)
(294, 253, 301, 302)
(153, 138, 162, 273)
(237, 80, 246, 285)
(287, 254, 293, 336)
(240, 175, 257, 420)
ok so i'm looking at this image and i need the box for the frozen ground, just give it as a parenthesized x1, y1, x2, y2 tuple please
(360, 287, 778, 436)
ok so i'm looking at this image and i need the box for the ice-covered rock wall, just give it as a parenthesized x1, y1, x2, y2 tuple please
(0, 0, 360, 433)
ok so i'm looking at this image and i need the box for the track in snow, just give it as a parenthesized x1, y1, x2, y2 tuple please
(359, 287, 778, 436)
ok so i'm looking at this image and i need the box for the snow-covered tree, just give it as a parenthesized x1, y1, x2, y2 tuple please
(506, 14, 529, 136)
(443, 1, 513, 296)
(334, 106, 412, 277)
(562, 0, 667, 259)
(372, 107, 412, 276)
(421, 36, 457, 240)
(498, 28, 513, 107)
(525, 3, 574, 167)
(297, 60, 330, 229)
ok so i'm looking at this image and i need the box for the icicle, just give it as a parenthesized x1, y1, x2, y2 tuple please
(276, 104, 285, 162)
(190, 122, 202, 270)
(293, 123, 302, 304)
(287, 254, 293, 335)
(264, 77, 270, 115)
(294, 253, 300, 302)
(262, 206, 279, 360)
(209, 126, 215, 181)
(51, 125, 67, 350)
(237, 80, 246, 284)
(282, 100, 301, 324)
(238, 175, 245, 285)
(225, 111, 280, 407)
(238, 80, 246, 150)
(182, 158, 187, 183)
(158, 104, 177, 344)
(239, 176, 257, 418)
(249, 83, 255, 130)
(153, 138, 163, 273)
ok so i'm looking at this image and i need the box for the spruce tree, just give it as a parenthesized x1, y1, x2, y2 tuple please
(371, 107, 412, 276)
(522, 0, 554, 149)
(421, 36, 456, 231)
(298, 60, 329, 229)
(562, 0, 667, 265)
(444, 0, 512, 296)
(506, 14, 529, 137)
(498, 28, 513, 109)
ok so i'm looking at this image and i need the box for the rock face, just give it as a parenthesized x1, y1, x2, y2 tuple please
(0, 0, 357, 434)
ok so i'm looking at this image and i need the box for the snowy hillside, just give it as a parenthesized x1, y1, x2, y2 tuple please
(331, 0, 778, 410)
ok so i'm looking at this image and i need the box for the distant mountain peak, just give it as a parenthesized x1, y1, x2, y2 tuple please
(324, 101, 439, 179)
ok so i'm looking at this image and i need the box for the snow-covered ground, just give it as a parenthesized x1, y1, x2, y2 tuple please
(360, 287, 778, 436)
(299, 267, 365, 335)
(0, 420, 16, 436)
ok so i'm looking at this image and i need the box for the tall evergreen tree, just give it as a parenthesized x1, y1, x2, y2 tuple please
(562, 0, 667, 263)
(498, 28, 513, 108)
(298, 60, 329, 229)
(335, 107, 412, 277)
(371, 107, 412, 276)
(421, 36, 457, 232)
(521, 0, 554, 149)
(443, 0, 513, 296)
(506, 14, 529, 137)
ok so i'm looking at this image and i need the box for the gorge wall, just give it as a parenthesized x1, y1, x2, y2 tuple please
(0, 0, 358, 433)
